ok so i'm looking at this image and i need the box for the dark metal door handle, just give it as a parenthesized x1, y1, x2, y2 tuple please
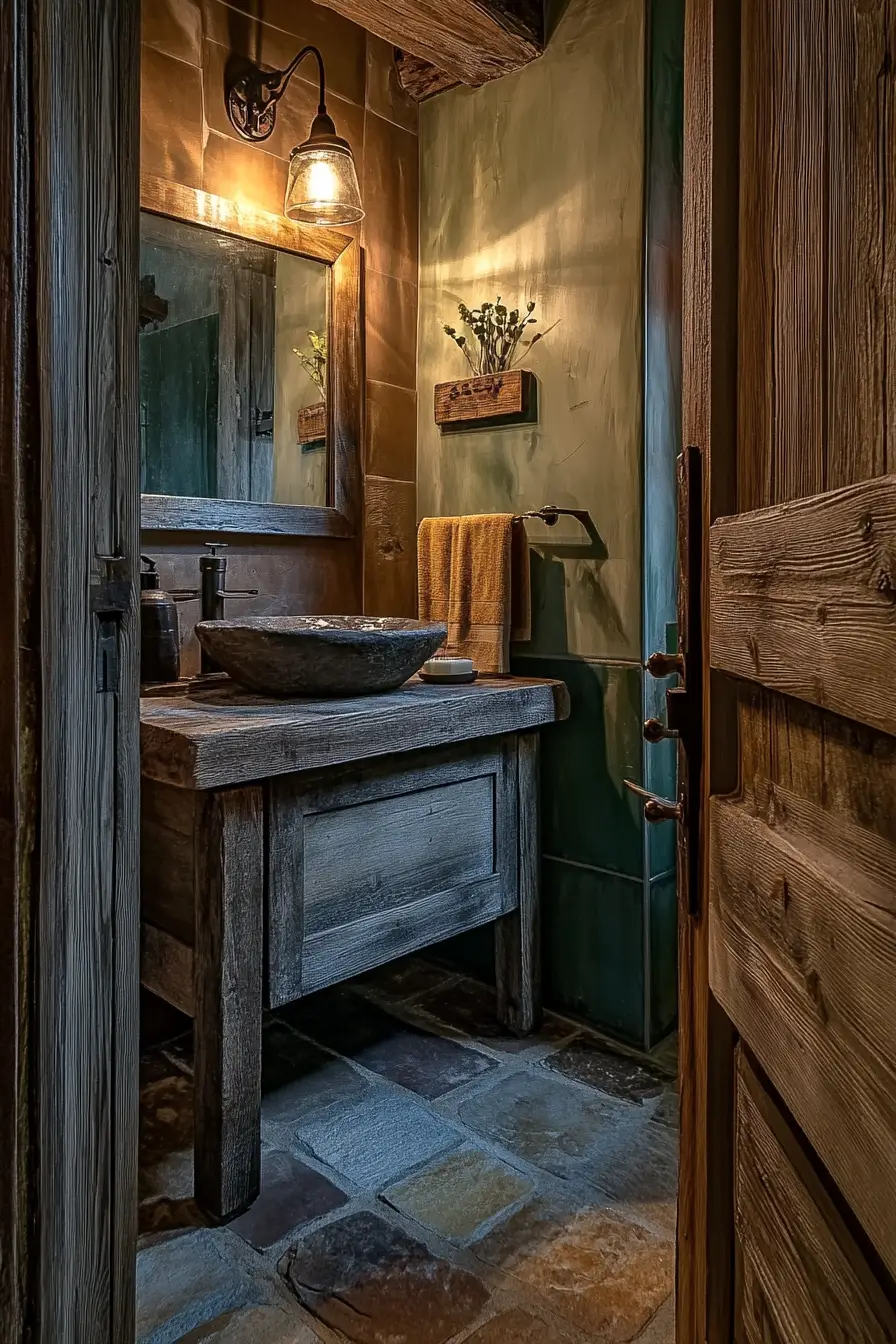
(646, 651, 684, 679)
(623, 779, 683, 824)
(643, 717, 678, 744)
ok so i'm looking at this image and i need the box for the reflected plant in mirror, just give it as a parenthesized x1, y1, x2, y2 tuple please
(293, 328, 328, 457)
(139, 211, 330, 510)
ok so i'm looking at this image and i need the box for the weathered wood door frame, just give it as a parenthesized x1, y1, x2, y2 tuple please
(678, 0, 741, 1339)
(0, 0, 141, 1338)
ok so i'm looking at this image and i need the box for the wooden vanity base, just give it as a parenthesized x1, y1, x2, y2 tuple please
(139, 677, 567, 1220)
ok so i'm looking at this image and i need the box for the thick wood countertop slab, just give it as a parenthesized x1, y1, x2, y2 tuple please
(141, 675, 569, 790)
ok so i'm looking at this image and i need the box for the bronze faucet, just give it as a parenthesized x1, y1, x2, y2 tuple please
(176, 543, 259, 673)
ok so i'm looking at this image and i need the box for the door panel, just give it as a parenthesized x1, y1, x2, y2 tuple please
(736, 1053, 896, 1344)
(711, 795, 896, 1280)
(683, 0, 896, 1335)
(739, 0, 892, 510)
(709, 476, 896, 737)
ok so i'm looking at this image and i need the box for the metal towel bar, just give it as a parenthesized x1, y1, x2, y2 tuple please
(514, 504, 592, 527)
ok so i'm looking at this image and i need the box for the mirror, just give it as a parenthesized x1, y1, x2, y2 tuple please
(139, 175, 362, 538)
(140, 213, 330, 508)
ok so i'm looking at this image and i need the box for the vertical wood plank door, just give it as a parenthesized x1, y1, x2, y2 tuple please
(681, 0, 896, 1339)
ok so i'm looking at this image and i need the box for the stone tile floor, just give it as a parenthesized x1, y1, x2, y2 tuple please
(137, 960, 678, 1343)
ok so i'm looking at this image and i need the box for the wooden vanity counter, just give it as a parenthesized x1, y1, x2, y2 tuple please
(140, 675, 569, 1221)
(140, 674, 568, 789)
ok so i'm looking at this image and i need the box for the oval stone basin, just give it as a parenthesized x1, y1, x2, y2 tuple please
(195, 616, 448, 697)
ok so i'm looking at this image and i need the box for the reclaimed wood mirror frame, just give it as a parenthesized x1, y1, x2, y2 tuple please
(139, 173, 363, 538)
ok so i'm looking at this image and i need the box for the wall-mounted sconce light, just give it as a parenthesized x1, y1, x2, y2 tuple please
(225, 45, 364, 227)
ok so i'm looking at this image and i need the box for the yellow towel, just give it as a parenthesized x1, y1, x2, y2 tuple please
(417, 514, 531, 675)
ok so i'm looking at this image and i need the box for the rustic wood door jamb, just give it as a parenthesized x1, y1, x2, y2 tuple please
(678, 0, 742, 1339)
(0, 0, 142, 1338)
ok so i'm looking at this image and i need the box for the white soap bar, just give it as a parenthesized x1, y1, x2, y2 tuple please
(423, 656, 474, 676)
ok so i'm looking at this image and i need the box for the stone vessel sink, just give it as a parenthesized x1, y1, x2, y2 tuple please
(195, 616, 447, 697)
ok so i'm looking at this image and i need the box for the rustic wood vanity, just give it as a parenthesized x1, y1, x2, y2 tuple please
(140, 675, 568, 1220)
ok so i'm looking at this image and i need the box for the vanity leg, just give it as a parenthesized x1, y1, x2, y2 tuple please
(193, 785, 264, 1221)
(496, 732, 542, 1035)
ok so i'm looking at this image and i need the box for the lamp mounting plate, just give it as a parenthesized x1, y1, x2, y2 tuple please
(226, 64, 284, 142)
(225, 45, 327, 144)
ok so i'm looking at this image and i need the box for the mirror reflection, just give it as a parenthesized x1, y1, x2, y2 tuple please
(139, 212, 330, 509)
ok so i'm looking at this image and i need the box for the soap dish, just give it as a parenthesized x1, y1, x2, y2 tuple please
(419, 668, 479, 685)
(419, 655, 477, 685)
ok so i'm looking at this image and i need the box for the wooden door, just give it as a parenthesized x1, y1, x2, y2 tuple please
(678, 0, 896, 1340)
(0, 0, 141, 1338)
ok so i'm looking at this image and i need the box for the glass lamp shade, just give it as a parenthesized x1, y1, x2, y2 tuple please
(285, 138, 364, 227)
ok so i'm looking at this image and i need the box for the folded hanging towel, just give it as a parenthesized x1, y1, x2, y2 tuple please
(417, 513, 531, 675)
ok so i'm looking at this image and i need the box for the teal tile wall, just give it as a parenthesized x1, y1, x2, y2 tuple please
(513, 651, 647, 1044)
(542, 859, 645, 1045)
(513, 654, 644, 877)
(649, 871, 677, 1043)
(640, 0, 684, 1047)
(643, 669, 677, 877)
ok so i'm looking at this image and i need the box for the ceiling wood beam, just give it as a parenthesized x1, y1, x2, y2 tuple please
(395, 51, 460, 102)
(311, 0, 544, 88)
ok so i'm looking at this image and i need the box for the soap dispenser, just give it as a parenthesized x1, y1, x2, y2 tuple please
(140, 555, 181, 684)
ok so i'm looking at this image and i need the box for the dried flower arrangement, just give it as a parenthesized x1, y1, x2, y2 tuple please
(443, 297, 554, 376)
(293, 329, 328, 399)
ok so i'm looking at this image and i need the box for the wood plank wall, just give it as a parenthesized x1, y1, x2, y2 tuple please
(140, 0, 422, 664)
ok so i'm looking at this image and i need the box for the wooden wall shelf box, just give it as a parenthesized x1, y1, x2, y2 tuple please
(296, 401, 327, 447)
(435, 369, 537, 432)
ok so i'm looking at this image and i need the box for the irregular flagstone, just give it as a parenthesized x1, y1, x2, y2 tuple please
(413, 978, 572, 1054)
(457, 1071, 639, 1181)
(296, 1090, 459, 1188)
(586, 1122, 679, 1234)
(382, 1146, 532, 1242)
(541, 1037, 669, 1102)
(136, 1229, 265, 1344)
(636, 1295, 676, 1344)
(464, 1307, 573, 1342)
(228, 1150, 348, 1251)
(280, 988, 496, 1098)
(139, 1073, 194, 1203)
(140, 1050, 182, 1090)
(356, 956, 456, 1004)
(178, 1303, 321, 1342)
(139, 1196, 208, 1237)
(473, 1197, 674, 1342)
(281, 1209, 490, 1344)
(261, 1020, 369, 1125)
(651, 1088, 680, 1130)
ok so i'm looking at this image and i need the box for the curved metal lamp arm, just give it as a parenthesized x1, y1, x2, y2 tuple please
(226, 44, 327, 143)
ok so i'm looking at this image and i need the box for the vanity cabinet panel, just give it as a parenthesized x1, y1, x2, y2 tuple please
(267, 739, 518, 1005)
(139, 676, 568, 1219)
(141, 779, 197, 944)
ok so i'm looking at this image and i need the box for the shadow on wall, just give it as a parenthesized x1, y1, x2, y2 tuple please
(546, 0, 576, 39)
(527, 546, 626, 659)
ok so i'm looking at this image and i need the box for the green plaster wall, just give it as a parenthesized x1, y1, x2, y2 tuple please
(417, 0, 683, 1049)
(417, 0, 646, 664)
